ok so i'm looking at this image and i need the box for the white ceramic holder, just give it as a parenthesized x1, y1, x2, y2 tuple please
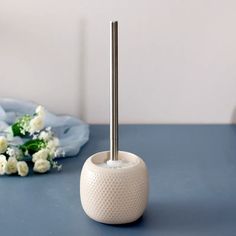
(80, 21, 149, 224)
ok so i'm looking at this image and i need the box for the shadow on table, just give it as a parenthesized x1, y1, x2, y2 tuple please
(107, 200, 236, 233)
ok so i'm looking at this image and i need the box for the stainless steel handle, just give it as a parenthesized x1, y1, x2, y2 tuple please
(110, 21, 119, 161)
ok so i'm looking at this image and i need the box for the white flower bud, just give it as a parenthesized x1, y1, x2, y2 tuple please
(33, 159, 50, 173)
(39, 131, 52, 142)
(5, 157, 17, 174)
(35, 105, 45, 118)
(17, 161, 29, 177)
(0, 155, 7, 175)
(6, 147, 21, 159)
(47, 137, 59, 150)
(29, 116, 44, 134)
(0, 136, 8, 154)
(32, 149, 49, 163)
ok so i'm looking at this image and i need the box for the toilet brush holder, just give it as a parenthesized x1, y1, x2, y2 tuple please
(80, 21, 149, 224)
(80, 151, 148, 224)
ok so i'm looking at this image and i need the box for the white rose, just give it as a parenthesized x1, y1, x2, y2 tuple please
(0, 155, 7, 175)
(17, 161, 29, 177)
(32, 149, 49, 163)
(5, 157, 17, 174)
(29, 116, 44, 134)
(0, 136, 8, 154)
(35, 105, 45, 118)
(33, 159, 51, 173)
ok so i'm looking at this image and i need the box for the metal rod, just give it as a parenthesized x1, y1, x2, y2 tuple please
(110, 21, 119, 161)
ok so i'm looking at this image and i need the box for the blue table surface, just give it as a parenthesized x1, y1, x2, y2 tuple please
(0, 125, 236, 236)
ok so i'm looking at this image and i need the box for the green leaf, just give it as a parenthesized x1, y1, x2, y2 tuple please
(20, 139, 46, 155)
(11, 122, 23, 137)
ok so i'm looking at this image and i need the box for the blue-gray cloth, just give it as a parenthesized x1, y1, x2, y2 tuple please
(0, 98, 89, 157)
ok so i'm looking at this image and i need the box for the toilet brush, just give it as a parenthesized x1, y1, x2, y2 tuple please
(80, 21, 149, 224)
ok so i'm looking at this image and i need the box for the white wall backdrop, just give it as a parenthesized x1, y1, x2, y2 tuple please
(0, 0, 236, 124)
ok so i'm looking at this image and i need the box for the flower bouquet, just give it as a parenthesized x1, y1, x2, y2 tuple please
(0, 105, 64, 176)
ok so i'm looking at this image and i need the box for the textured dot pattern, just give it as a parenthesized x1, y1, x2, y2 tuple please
(80, 151, 148, 224)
